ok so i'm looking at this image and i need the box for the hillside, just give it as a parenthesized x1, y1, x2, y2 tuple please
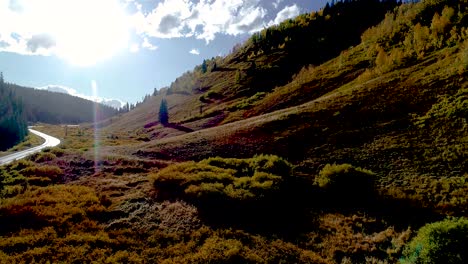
(0, 0, 467, 263)
(106, 0, 401, 132)
(7, 83, 119, 124)
(109, 0, 467, 182)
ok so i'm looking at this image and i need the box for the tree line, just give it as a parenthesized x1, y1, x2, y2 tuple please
(8, 83, 119, 124)
(0, 73, 28, 151)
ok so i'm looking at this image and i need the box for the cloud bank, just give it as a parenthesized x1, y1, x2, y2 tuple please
(133, 0, 267, 43)
(0, 0, 303, 56)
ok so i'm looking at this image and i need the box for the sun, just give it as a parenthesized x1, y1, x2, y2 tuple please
(26, 0, 129, 66)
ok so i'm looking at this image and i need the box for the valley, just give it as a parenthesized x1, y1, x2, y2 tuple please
(0, 0, 467, 263)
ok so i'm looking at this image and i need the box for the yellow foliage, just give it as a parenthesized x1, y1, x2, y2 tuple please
(0, 185, 105, 229)
(151, 155, 291, 202)
(375, 47, 389, 70)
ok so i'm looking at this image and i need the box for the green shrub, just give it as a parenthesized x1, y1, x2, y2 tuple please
(151, 155, 292, 203)
(233, 92, 266, 110)
(0, 166, 27, 198)
(401, 217, 468, 264)
(47, 147, 65, 157)
(315, 164, 375, 190)
(34, 152, 57, 163)
(315, 164, 375, 204)
(20, 165, 63, 183)
(7, 159, 35, 171)
(0, 185, 105, 232)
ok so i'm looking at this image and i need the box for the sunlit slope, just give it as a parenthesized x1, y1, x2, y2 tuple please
(107, 0, 467, 180)
(105, 0, 399, 134)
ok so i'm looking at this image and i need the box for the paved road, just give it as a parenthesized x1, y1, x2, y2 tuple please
(0, 128, 61, 166)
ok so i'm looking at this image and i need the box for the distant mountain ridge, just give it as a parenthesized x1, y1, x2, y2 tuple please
(6, 83, 119, 124)
(39, 85, 124, 109)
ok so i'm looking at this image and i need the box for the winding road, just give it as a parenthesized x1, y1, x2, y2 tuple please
(0, 128, 61, 166)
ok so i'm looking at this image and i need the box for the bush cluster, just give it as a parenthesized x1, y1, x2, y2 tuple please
(0, 185, 105, 233)
(401, 217, 468, 264)
(151, 155, 292, 203)
(315, 163, 375, 202)
(20, 164, 63, 184)
(1, 160, 64, 198)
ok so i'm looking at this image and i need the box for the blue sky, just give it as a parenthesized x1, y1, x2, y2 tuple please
(0, 0, 329, 106)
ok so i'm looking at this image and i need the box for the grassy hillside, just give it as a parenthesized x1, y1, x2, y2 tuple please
(105, 0, 400, 132)
(125, 0, 467, 209)
(0, 0, 467, 263)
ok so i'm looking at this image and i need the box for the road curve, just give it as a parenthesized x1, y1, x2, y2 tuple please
(0, 128, 61, 166)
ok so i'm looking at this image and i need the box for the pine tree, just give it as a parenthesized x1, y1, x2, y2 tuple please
(201, 60, 208, 73)
(0, 72, 28, 150)
(159, 99, 169, 125)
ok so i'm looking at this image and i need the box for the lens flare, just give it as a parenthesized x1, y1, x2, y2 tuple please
(92, 80, 101, 172)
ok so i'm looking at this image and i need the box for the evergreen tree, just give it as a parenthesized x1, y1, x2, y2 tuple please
(201, 60, 208, 73)
(159, 99, 169, 125)
(0, 72, 28, 150)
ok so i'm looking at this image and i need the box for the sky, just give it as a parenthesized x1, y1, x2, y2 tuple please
(0, 0, 329, 107)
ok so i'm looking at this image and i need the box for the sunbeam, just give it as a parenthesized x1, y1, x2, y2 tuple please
(92, 80, 101, 172)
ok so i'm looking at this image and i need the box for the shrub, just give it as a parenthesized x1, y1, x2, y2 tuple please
(401, 217, 468, 264)
(0, 185, 105, 232)
(46, 147, 65, 157)
(151, 155, 292, 203)
(34, 152, 57, 163)
(316, 164, 374, 190)
(145, 228, 327, 264)
(20, 165, 63, 183)
(7, 159, 35, 170)
(315, 164, 375, 204)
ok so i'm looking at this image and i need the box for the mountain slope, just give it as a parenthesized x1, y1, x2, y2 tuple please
(105, 0, 401, 132)
(108, 0, 467, 214)
(7, 83, 119, 124)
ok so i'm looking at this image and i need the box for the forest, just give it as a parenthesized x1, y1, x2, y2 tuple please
(0, 73, 28, 151)
(8, 83, 119, 124)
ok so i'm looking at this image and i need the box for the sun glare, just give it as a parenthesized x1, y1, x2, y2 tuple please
(25, 0, 129, 66)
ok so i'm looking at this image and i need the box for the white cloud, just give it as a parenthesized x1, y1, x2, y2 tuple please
(0, 0, 306, 56)
(270, 4, 300, 25)
(26, 33, 56, 52)
(38, 84, 125, 109)
(189, 48, 199, 55)
(142, 37, 158, 50)
(133, 0, 270, 43)
(272, 0, 284, 9)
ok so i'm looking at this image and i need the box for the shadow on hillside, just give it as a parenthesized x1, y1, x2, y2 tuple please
(144, 121, 194, 133)
(164, 123, 194, 133)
